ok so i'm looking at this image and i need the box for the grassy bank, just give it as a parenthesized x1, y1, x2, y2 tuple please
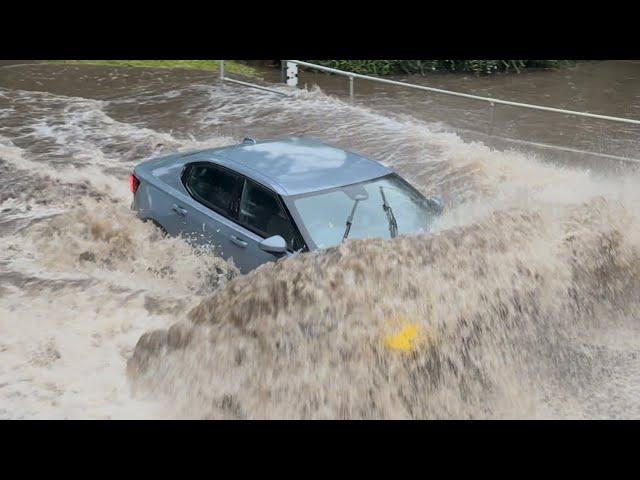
(48, 60, 259, 78)
(310, 60, 574, 76)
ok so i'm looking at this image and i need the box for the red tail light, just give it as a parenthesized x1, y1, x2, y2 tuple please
(129, 174, 140, 194)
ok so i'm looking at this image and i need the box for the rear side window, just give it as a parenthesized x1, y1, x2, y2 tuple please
(239, 179, 304, 251)
(184, 163, 241, 217)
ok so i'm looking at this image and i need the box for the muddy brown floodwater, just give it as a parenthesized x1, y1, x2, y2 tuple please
(1, 61, 639, 419)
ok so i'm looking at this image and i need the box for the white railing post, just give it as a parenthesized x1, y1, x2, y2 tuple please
(219, 60, 224, 82)
(286, 61, 298, 87)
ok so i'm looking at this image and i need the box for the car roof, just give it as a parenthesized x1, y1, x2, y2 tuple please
(182, 137, 392, 196)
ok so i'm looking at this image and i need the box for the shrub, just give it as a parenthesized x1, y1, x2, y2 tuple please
(309, 60, 573, 76)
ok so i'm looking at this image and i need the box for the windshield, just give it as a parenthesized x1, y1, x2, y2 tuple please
(288, 174, 437, 249)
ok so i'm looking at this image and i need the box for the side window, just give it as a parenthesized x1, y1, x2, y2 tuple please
(239, 180, 303, 251)
(184, 163, 240, 217)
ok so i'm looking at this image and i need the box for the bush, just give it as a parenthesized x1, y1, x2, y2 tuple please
(309, 60, 573, 76)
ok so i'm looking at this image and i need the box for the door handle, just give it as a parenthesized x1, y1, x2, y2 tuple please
(230, 235, 248, 248)
(172, 204, 187, 216)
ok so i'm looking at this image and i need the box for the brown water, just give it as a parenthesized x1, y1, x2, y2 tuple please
(1, 61, 639, 419)
(278, 61, 640, 170)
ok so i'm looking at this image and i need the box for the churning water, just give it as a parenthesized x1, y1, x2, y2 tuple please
(1, 62, 639, 418)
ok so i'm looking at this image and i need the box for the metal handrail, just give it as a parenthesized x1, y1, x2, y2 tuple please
(218, 61, 291, 97)
(216, 60, 640, 164)
(285, 60, 640, 126)
(483, 134, 640, 164)
(222, 77, 291, 97)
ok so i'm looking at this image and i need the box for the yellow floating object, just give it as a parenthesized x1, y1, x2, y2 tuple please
(384, 323, 422, 352)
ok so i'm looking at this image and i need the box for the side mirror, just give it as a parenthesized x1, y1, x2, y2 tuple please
(259, 235, 287, 255)
(424, 196, 444, 215)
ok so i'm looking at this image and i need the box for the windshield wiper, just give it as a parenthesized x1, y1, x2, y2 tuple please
(379, 187, 398, 238)
(342, 194, 367, 242)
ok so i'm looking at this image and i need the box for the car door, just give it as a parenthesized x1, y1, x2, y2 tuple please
(178, 162, 248, 267)
(233, 178, 306, 272)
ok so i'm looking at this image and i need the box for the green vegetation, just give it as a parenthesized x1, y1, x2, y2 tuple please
(310, 60, 573, 76)
(48, 60, 259, 78)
